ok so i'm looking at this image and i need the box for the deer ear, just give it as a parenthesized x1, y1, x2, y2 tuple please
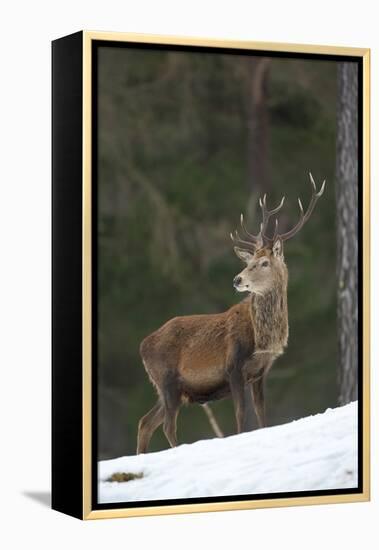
(234, 247, 254, 263)
(272, 238, 283, 258)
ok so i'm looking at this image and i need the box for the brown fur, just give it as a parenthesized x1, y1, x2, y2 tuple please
(136, 245, 288, 454)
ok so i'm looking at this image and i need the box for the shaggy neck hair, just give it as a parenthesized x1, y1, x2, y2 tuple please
(249, 262, 288, 354)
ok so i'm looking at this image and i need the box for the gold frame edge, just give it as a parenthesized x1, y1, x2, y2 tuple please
(83, 30, 369, 57)
(362, 49, 371, 500)
(83, 30, 93, 519)
(81, 31, 371, 520)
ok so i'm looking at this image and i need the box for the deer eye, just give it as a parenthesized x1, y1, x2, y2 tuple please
(261, 261, 269, 267)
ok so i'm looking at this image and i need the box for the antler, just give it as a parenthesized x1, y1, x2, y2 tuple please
(230, 195, 285, 250)
(258, 194, 285, 238)
(230, 215, 260, 252)
(274, 172, 326, 242)
(230, 172, 326, 250)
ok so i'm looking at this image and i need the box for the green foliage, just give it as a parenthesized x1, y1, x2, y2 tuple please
(97, 46, 338, 459)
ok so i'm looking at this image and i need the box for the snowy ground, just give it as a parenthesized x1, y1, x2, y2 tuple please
(98, 402, 358, 504)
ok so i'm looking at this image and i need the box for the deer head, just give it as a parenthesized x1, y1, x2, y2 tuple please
(231, 172, 326, 295)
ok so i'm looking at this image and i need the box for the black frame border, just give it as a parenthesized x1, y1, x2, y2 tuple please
(52, 31, 84, 519)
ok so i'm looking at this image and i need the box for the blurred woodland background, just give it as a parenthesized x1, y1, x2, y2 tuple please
(97, 45, 358, 459)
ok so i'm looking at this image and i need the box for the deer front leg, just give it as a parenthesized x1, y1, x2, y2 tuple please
(250, 369, 266, 428)
(228, 367, 246, 433)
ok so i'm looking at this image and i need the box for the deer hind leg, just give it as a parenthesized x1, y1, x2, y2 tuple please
(137, 400, 164, 454)
(162, 374, 181, 448)
(250, 369, 266, 428)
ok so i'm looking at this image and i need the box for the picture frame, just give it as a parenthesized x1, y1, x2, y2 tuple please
(52, 30, 370, 520)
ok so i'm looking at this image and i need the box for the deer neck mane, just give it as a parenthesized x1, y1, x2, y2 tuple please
(249, 277, 288, 354)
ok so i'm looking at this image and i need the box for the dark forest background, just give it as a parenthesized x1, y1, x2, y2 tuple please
(97, 45, 340, 460)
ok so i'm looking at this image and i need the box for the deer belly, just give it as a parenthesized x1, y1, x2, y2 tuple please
(178, 353, 226, 392)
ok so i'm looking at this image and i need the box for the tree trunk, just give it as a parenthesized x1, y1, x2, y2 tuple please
(246, 57, 271, 195)
(336, 62, 358, 405)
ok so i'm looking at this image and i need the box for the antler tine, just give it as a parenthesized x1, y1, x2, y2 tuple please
(278, 173, 326, 242)
(259, 195, 285, 241)
(309, 171, 316, 191)
(272, 218, 279, 243)
(240, 213, 261, 243)
(230, 230, 257, 252)
(309, 172, 326, 198)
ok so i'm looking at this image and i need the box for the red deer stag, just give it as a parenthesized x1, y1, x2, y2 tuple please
(137, 173, 326, 454)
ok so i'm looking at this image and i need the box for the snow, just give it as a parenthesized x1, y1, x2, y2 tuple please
(98, 401, 358, 504)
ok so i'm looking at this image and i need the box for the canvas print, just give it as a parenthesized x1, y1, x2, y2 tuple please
(94, 43, 360, 506)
